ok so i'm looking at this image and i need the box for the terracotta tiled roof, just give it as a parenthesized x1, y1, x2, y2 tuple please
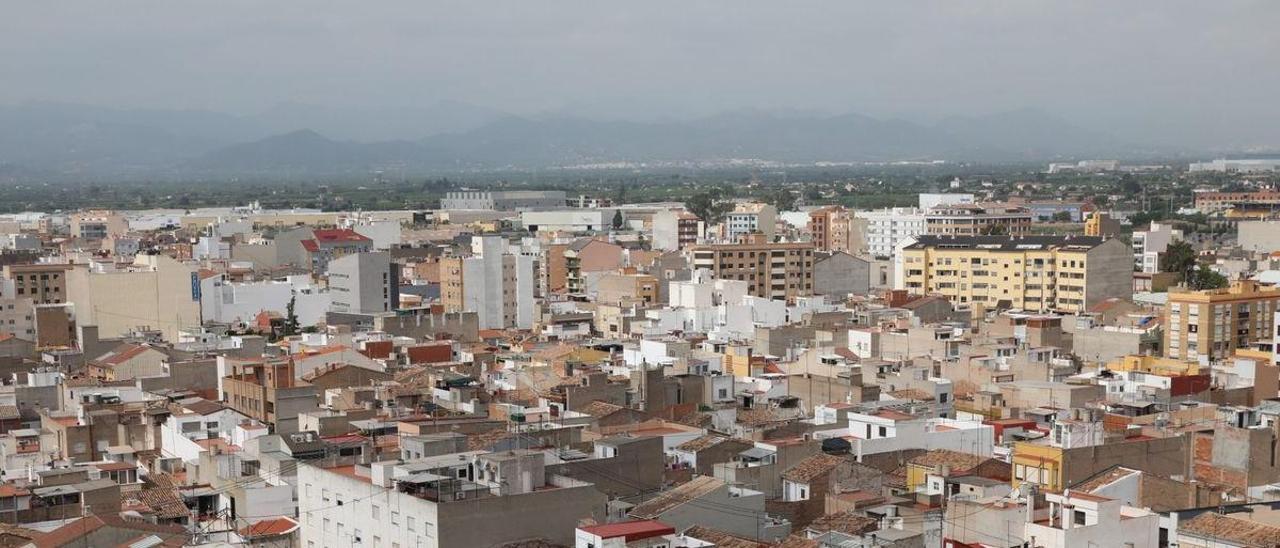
(239, 517, 300, 539)
(1180, 512, 1280, 547)
(312, 229, 371, 243)
(466, 428, 515, 451)
(679, 525, 768, 548)
(629, 476, 722, 519)
(30, 514, 186, 547)
(577, 400, 626, 419)
(908, 449, 986, 473)
(94, 343, 156, 366)
(577, 520, 674, 542)
(781, 454, 847, 483)
(675, 435, 727, 453)
(774, 535, 819, 548)
(0, 484, 30, 498)
(178, 399, 226, 416)
(806, 511, 878, 536)
(1073, 466, 1141, 493)
(132, 486, 189, 519)
(675, 412, 713, 429)
(887, 388, 934, 401)
(736, 407, 790, 426)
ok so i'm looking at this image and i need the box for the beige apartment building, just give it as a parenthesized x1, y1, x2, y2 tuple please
(438, 236, 536, 330)
(69, 210, 127, 240)
(690, 234, 814, 300)
(925, 203, 1032, 236)
(1165, 281, 1280, 363)
(596, 271, 660, 306)
(2, 264, 73, 305)
(898, 235, 1131, 313)
(807, 206, 855, 254)
(65, 255, 199, 341)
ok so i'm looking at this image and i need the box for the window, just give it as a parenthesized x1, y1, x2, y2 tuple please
(407, 516, 416, 532)
(391, 511, 399, 525)
(372, 504, 380, 519)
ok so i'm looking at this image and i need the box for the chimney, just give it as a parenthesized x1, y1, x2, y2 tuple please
(1025, 486, 1035, 523)
(1061, 489, 1073, 530)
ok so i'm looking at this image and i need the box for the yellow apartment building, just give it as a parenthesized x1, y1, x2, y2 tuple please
(1165, 281, 1280, 362)
(898, 235, 1132, 314)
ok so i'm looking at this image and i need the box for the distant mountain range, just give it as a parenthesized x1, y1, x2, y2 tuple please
(0, 101, 1176, 180)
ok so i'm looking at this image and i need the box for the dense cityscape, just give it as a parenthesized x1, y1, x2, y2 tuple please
(5, 2, 1280, 547)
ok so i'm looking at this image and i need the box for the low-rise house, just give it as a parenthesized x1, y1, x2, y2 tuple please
(628, 475, 789, 542)
(86, 343, 168, 381)
(298, 448, 606, 548)
(671, 435, 754, 475)
(574, 520, 682, 548)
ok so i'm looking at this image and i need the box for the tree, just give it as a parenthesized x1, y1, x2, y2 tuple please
(1119, 174, 1142, 195)
(685, 191, 731, 225)
(772, 189, 797, 212)
(1159, 240, 1196, 276)
(1188, 265, 1229, 290)
(611, 209, 624, 230)
(1051, 211, 1073, 222)
(283, 296, 300, 337)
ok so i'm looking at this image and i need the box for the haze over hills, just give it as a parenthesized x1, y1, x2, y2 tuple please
(0, 101, 1192, 180)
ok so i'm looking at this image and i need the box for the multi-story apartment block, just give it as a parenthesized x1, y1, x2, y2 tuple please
(218, 357, 319, 434)
(1193, 189, 1280, 212)
(919, 193, 975, 211)
(807, 206, 853, 254)
(68, 210, 126, 240)
(328, 252, 400, 315)
(651, 209, 702, 251)
(924, 203, 1032, 237)
(440, 236, 535, 329)
(300, 229, 373, 275)
(1132, 222, 1183, 273)
(897, 235, 1132, 313)
(1083, 212, 1121, 237)
(690, 234, 814, 300)
(297, 449, 603, 548)
(855, 208, 926, 259)
(440, 190, 568, 211)
(1165, 281, 1280, 363)
(722, 202, 777, 242)
(1, 264, 71, 305)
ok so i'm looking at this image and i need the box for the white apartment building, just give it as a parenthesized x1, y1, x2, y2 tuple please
(441, 236, 535, 330)
(814, 408, 993, 461)
(918, 193, 974, 211)
(328, 251, 399, 315)
(855, 208, 926, 259)
(441, 190, 567, 211)
(297, 450, 603, 548)
(521, 210, 611, 233)
(199, 274, 330, 327)
(723, 202, 777, 242)
(1189, 158, 1280, 173)
(1132, 222, 1183, 273)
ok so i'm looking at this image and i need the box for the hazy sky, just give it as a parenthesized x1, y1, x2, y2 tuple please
(4, 1, 1279, 146)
